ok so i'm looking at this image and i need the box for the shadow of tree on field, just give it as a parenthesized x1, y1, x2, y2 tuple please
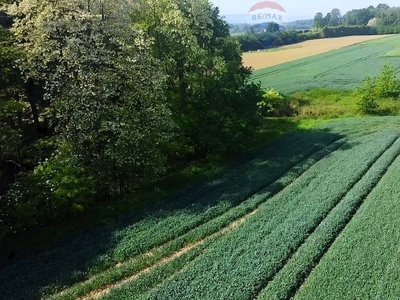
(0, 125, 354, 300)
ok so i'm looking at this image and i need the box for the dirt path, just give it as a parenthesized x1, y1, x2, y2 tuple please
(242, 35, 391, 70)
(79, 214, 252, 300)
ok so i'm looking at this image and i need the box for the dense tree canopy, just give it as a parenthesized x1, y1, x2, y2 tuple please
(312, 4, 400, 35)
(313, 12, 325, 29)
(313, 9, 342, 28)
(341, 3, 400, 32)
(376, 7, 400, 33)
(0, 0, 262, 235)
(343, 8, 375, 26)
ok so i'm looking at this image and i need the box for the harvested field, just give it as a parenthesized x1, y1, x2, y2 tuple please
(243, 35, 391, 70)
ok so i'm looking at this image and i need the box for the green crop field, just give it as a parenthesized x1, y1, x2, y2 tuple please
(251, 35, 400, 94)
(2, 117, 400, 300)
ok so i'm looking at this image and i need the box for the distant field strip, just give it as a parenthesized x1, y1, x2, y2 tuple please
(3, 118, 400, 300)
(251, 35, 400, 93)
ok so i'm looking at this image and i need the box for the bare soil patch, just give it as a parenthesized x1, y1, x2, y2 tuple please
(243, 35, 391, 70)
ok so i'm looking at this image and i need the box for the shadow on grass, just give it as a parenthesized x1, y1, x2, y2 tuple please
(0, 123, 351, 300)
(373, 107, 398, 116)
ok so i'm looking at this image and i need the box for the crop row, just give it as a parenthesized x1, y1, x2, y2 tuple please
(100, 130, 399, 299)
(2, 119, 400, 300)
(295, 151, 400, 299)
(108, 131, 339, 263)
(47, 137, 345, 300)
(257, 135, 400, 299)
(0, 130, 340, 300)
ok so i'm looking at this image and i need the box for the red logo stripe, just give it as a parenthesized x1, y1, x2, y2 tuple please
(248, 1, 286, 13)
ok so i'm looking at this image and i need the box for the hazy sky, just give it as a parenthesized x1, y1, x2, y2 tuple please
(211, 0, 399, 19)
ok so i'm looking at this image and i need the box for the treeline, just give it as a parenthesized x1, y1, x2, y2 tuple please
(0, 0, 263, 237)
(237, 30, 301, 52)
(235, 3, 400, 52)
(229, 19, 313, 34)
(236, 25, 375, 52)
(375, 7, 400, 34)
(317, 3, 400, 34)
(321, 26, 377, 37)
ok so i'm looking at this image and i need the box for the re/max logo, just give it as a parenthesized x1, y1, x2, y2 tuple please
(252, 13, 283, 22)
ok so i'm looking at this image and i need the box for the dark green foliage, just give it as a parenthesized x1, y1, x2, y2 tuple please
(321, 25, 376, 37)
(0, 22, 24, 197)
(312, 9, 341, 28)
(376, 7, 400, 34)
(131, 0, 262, 159)
(1, 144, 95, 237)
(0, 0, 267, 240)
(237, 30, 300, 52)
(266, 22, 279, 33)
(329, 8, 342, 27)
(313, 12, 325, 28)
(343, 8, 375, 26)
(296, 31, 321, 41)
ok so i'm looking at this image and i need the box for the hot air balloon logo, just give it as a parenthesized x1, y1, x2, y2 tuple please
(247, 1, 286, 23)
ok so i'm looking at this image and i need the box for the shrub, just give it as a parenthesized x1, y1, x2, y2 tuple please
(357, 63, 400, 113)
(357, 76, 379, 113)
(374, 63, 400, 98)
(0, 143, 95, 236)
(257, 88, 294, 117)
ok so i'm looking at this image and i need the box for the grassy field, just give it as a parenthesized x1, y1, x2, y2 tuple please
(294, 152, 400, 299)
(287, 89, 400, 118)
(251, 35, 400, 94)
(242, 35, 390, 70)
(2, 117, 400, 299)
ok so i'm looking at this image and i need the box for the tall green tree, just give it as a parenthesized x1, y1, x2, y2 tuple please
(0, 4, 25, 195)
(313, 12, 325, 28)
(376, 7, 400, 33)
(266, 22, 280, 32)
(131, 0, 261, 160)
(6, 0, 175, 194)
(329, 8, 342, 26)
(2, 0, 263, 234)
(324, 12, 332, 27)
